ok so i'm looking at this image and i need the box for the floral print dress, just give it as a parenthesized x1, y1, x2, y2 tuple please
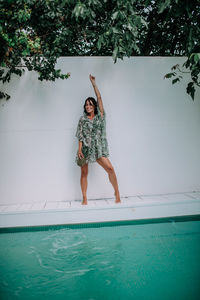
(75, 105, 109, 164)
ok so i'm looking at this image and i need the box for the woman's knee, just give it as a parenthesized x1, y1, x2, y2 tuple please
(107, 165, 115, 174)
(97, 157, 115, 174)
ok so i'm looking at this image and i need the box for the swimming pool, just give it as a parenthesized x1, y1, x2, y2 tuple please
(0, 217, 200, 300)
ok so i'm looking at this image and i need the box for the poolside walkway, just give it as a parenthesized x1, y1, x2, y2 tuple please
(0, 191, 200, 228)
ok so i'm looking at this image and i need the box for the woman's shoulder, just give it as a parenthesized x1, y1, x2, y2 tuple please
(79, 115, 85, 121)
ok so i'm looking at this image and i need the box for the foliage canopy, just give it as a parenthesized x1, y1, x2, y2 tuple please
(0, 0, 200, 100)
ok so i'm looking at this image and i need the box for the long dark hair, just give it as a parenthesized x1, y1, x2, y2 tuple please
(84, 97, 98, 115)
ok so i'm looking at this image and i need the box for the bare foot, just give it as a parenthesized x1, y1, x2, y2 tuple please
(115, 199, 121, 204)
(114, 192, 121, 204)
(82, 197, 88, 205)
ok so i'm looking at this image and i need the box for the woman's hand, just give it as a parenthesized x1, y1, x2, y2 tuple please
(78, 150, 84, 159)
(89, 74, 96, 85)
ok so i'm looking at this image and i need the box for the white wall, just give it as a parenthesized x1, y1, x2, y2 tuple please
(0, 57, 200, 205)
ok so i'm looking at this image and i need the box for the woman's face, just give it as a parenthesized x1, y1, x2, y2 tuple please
(85, 100, 94, 114)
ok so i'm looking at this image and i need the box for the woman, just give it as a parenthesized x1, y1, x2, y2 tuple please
(75, 74, 121, 205)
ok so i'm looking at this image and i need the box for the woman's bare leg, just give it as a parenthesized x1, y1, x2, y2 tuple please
(80, 163, 88, 205)
(96, 157, 121, 203)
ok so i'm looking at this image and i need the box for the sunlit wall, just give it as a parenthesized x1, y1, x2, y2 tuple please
(0, 57, 200, 204)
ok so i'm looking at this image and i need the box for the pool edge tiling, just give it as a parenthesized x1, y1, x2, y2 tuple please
(1, 215, 200, 233)
(0, 191, 200, 229)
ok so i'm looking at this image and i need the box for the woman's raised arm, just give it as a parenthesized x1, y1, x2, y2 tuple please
(89, 74, 104, 115)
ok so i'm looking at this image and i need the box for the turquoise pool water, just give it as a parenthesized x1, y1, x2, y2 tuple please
(0, 219, 200, 300)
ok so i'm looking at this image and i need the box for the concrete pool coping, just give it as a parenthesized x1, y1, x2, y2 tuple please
(0, 191, 200, 229)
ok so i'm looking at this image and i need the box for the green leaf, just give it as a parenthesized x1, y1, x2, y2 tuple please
(183, 59, 190, 69)
(112, 27, 120, 34)
(22, 49, 30, 56)
(171, 64, 179, 70)
(112, 47, 118, 63)
(112, 11, 119, 20)
(164, 72, 176, 79)
(141, 18, 148, 28)
(172, 78, 180, 84)
(194, 53, 200, 64)
(186, 82, 195, 100)
(97, 35, 104, 50)
(158, 0, 171, 14)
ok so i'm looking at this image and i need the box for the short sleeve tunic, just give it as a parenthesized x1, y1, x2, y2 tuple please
(75, 105, 109, 164)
